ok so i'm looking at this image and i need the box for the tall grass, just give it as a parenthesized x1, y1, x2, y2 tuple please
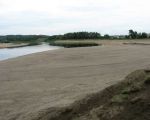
(49, 41, 100, 48)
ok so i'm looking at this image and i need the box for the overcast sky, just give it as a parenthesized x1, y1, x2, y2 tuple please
(0, 0, 150, 35)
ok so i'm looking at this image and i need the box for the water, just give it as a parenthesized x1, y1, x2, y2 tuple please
(0, 44, 60, 61)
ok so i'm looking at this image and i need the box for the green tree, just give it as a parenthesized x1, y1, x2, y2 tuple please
(129, 30, 138, 39)
(103, 34, 110, 39)
(141, 32, 148, 38)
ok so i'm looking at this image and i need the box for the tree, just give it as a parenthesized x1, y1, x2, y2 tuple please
(141, 32, 148, 38)
(62, 32, 101, 40)
(129, 30, 138, 39)
(103, 34, 110, 39)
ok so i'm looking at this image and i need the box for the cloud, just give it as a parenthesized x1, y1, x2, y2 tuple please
(0, 0, 150, 35)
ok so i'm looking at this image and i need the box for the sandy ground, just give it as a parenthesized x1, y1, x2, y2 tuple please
(0, 43, 29, 49)
(56, 39, 150, 46)
(0, 44, 150, 120)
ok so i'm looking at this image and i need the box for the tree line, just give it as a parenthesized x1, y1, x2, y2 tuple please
(0, 35, 48, 43)
(47, 32, 102, 40)
(0, 30, 150, 43)
(48, 30, 150, 40)
(128, 30, 149, 39)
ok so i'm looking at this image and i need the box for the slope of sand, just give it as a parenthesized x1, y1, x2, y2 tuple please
(0, 45, 150, 120)
(32, 69, 150, 120)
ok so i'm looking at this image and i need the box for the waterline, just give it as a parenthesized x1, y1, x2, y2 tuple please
(0, 44, 60, 61)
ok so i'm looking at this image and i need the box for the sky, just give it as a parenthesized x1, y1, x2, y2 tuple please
(0, 0, 150, 35)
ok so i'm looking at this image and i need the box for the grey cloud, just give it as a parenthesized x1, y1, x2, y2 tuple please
(0, 0, 150, 35)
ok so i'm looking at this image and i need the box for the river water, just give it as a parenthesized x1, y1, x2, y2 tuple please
(0, 44, 60, 61)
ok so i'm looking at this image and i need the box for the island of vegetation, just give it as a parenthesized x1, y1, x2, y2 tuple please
(0, 30, 150, 48)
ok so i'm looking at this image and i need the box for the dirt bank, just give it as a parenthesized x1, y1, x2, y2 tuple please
(0, 45, 150, 120)
(30, 69, 150, 120)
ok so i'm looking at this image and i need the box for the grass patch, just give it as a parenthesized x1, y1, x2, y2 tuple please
(121, 83, 143, 94)
(111, 80, 144, 103)
(49, 41, 100, 48)
(144, 76, 150, 85)
(111, 94, 128, 103)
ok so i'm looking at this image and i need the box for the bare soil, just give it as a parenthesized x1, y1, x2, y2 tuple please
(0, 44, 150, 120)
(30, 69, 150, 120)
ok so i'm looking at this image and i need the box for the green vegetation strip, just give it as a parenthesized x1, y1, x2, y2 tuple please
(49, 41, 100, 48)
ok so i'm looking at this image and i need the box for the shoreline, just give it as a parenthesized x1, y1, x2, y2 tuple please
(0, 44, 60, 61)
(0, 48, 61, 62)
(0, 43, 30, 49)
